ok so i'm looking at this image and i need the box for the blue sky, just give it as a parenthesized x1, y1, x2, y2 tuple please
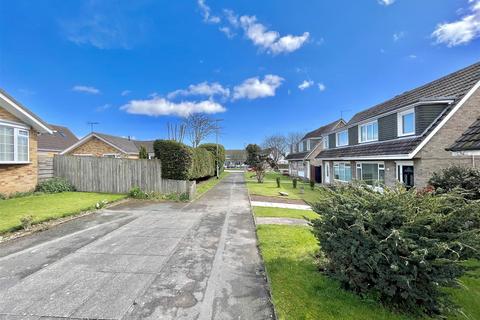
(1, 0, 479, 149)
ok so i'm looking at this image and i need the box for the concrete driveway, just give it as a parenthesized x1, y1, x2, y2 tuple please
(0, 172, 274, 319)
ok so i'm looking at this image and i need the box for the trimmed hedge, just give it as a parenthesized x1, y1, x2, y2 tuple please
(153, 140, 218, 180)
(190, 147, 215, 180)
(198, 143, 225, 175)
(153, 140, 193, 180)
(312, 184, 480, 317)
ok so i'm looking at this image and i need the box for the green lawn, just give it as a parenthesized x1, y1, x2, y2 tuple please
(0, 192, 126, 234)
(245, 171, 325, 203)
(195, 171, 230, 199)
(257, 225, 480, 320)
(253, 206, 319, 220)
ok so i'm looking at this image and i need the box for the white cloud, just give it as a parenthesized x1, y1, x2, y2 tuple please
(167, 82, 230, 99)
(408, 54, 417, 59)
(393, 31, 405, 42)
(432, 0, 480, 47)
(239, 15, 309, 54)
(318, 83, 326, 92)
(298, 80, 314, 90)
(219, 26, 236, 38)
(96, 104, 111, 112)
(121, 90, 131, 96)
(378, 0, 395, 5)
(232, 74, 284, 100)
(121, 97, 226, 117)
(72, 85, 100, 94)
(198, 0, 221, 24)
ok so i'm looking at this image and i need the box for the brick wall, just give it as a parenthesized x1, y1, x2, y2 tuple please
(67, 137, 128, 157)
(0, 106, 22, 122)
(414, 87, 480, 187)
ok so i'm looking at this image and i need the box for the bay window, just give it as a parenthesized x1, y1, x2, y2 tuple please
(356, 163, 385, 185)
(336, 130, 348, 147)
(0, 124, 29, 163)
(359, 121, 378, 143)
(398, 109, 415, 136)
(334, 162, 352, 182)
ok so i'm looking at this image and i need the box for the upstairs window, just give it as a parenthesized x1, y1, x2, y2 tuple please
(359, 121, 378, 143)
(398, 109, 415, 136)
(323, 136, 329, 149)
(336, 130, 348, 147)
(0, 124, 29, 163)
(298, 141, 304, 152)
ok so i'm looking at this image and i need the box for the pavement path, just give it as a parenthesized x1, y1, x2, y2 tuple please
(0, 172, 274, 320)
(255, 217, 309, 226)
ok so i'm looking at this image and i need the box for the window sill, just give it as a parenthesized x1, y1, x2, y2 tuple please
(334, 179, 351, 183)
(0, 161, 31, 165)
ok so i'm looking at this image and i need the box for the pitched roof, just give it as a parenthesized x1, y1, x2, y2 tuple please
(448, 118, 480, 152)
(0, 88, 52, 134)
(285, 151, 309, 160)
(303, 119, 346, 139)
(93, 132, 154, 154)
(348, 62, 480, 125)
(316, 62, 480, 159)
(38, 124, 78, 152)
(62, 132, 155, 155)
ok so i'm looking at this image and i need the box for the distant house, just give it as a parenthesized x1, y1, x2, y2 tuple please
(285, 119, 345, 182)
(60, 132, 154, 159)
(447, 117, 480, 167)
(38, 124, 78, 157)
(315, 61, 480, 188)
(0, 89, 53, 195)
(225, 149, 247, 167)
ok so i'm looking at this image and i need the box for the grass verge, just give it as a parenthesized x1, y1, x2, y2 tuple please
(195, 171, 230, 199)
(256, 225, 479, 320)
(0, 192, 126, 234)
(253, 206, 318, 220)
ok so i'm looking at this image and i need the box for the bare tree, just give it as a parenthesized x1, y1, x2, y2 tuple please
(262, 135, 288, 169)
(184, 114, 219, 147)
(166, 122, 186, 143)
(287, 132, 304, 147)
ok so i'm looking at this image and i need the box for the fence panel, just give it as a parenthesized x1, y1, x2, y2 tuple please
(53, 155, 195, 197)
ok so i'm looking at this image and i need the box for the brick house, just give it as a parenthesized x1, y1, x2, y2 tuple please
(0, 89, 53, 195)
(61, 132, 154, 159)
(285, 119, 345, 182)
(38, 124, 78, 157)
(315, 61, 480, 188)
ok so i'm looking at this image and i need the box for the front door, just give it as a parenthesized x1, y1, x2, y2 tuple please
(402, 166, 414, 188)
(325, 162, 330, 184)
(315, 166, 322, 183)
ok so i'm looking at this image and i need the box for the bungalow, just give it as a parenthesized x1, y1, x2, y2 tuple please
(316, 61, 480, 188)
(285, 119, 345, 182)
(225, 149, 247, 168)
(0, 89, 53, 195)
(447, 117, 480, 168)
(60, 132, 155, 159)
(38, 124, 78, 157)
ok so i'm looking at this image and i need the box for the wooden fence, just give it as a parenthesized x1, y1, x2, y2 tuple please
(53, 155, 195, 197)
(38, 154, 54, 181)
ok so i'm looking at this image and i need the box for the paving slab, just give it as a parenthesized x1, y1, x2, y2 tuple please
(0, 173, 274, 320)
(251, 201, 312, 210)
(255, 217, 310, 226)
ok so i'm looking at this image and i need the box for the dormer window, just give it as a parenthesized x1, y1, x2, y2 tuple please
(398, 109, 415, 136)
(298, 141, 304, 152)
(359, 120, 378, 143)
(306, 139, 311, 151)
(336, 130, 348, 147)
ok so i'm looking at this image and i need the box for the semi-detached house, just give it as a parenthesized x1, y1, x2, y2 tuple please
(316, 61, 480, 188)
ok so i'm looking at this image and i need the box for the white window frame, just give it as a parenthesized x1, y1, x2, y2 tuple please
(325, 162, 331, 183)
(356, 162, 385, 185)
(103, 153, 121, 158)
(298, 141, 304, 152)
(397, 109, 415, 137)
(333, 162, 352, 182)
(0, 121, 30, 164)
(306, 139, 311, 151)
(323, 136, 329, 149)
(73, 153, 93, 157)
(336, 130, 348, 147)
(358, 120, 378, 143)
